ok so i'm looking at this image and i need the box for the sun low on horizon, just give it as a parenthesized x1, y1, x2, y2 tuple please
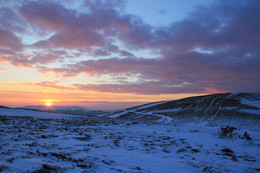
(0, 0, 259, 111)
(45, 102, 53, 107)
(42, 99, 54, 107)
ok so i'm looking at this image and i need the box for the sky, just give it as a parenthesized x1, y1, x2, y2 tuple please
(0, 0, 259, 111)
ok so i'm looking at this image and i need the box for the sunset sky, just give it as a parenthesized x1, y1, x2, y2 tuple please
(0, 0, 259, 111)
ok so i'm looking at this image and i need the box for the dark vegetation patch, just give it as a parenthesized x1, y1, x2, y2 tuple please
(135, 166, 141, 170)
(51, 152, 71, 161)
(177, 148, 187, 153)
(76, 163, 92, 169)
(202, 165, 219, 173)
(219, 125, 252, 140)
(219, 125, 237, 138)
(191, 148, 200, 153)
(102, 159, 114, 165)
(32, 164, 65, 173)
(222, 99, 240, 107)
(220, 148, 238, 161)
(0, 164, 8, 171)
(74, 134, 92, 141)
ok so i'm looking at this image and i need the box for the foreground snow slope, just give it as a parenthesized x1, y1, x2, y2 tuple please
(0, 112, 259, 172)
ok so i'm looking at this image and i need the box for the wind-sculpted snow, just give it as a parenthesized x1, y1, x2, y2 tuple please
(0, 114, 259, 172)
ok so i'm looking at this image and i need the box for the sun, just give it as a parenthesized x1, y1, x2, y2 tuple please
(45, 102, 53, 107)
(42, 99, 54, 107)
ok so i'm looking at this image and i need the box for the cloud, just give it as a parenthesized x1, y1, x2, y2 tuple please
(38, 57, 158, 77)
(3, 51, 70, 68)
(18, 0, 153, 51)
(0, 0, 259, 95)
(27, 81, 74, 90)
(0, 6, 26, 33)
(74, 81, 203, 95)
(0, 28, 22, 50)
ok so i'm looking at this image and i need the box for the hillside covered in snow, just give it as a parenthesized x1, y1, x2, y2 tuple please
(102, 93, 260, 123)
(0, 93, 259, 172)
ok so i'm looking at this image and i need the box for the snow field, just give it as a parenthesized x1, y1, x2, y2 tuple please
(0, 114, 259, 173)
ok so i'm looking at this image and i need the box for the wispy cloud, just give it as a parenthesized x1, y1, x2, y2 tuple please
(27, 81, 74, 90)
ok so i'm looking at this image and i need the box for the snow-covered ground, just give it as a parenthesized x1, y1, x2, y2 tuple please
(0, 109, 259, 172)
(241, 99, 260, 109)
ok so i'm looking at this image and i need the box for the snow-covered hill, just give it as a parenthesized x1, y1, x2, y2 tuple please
(101, 93, 260, 123)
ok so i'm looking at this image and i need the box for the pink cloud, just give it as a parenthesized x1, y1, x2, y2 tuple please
(0, 28, 22, 50)
(5, 52, 68, 68)
(27, 81, 73, 90)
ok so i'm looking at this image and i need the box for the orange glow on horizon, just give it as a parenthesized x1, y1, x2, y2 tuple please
(0, 83, 211, 111)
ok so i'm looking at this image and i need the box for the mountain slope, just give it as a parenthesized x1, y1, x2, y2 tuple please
(101, 93, 260, 123)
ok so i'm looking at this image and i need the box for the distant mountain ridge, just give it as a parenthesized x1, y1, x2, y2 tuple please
(0, 105, 9, 109)
(19, 105, 106, 116)
(101, 93, 260, 123)
(20, 105, 91, 111)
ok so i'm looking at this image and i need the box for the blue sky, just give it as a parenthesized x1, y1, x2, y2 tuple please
(125, 0, 215, 26)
